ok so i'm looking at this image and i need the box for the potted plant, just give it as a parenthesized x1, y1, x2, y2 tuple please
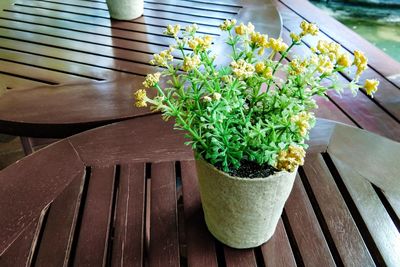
(134, 20, 378, 248)
(106, 0, 143, 20)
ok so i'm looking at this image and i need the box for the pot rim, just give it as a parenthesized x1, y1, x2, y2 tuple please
(196, 155, 296, 182)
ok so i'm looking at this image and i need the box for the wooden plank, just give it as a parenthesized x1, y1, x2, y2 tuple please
(302, 154, 375, 266)
(0, 30, 155, 76)
(0, 59, 92, 85)
(149, 162, 180, 267)
(0, 215, 42, 267)
(261, 219, 296, 267)
(73, 166, 116, 266)
(3, 5, 220, 35)
(277, 4, 400, 121)
(180, 160, 218, 267)
(383, 192, 400, 219)
(0, 141, 85, 253)
(223, 247, 257, 267)
(284, 175, 336, 266)
(0, 17, 177, 55)
(0, 72, 49, 89)
(330, 154, 400, 267)
(111, 163, 146, 267)
(146, 0, 240, 14)
(277, 0, 400, 87)
(280, 29, 400, 142)
(34, 173, 86, 267)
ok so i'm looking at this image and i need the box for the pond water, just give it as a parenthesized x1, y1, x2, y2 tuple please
(311, 1, 400, 62)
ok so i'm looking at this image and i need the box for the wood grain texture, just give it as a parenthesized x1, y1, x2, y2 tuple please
(72, 166, 116, 266)
(302, 154, 375, 266)
(180, 160, 218, 267)
(284, 175, 336, 266)
(149, 162, 180, 267)
(261, 219, 296, 267)
(34, 174, 86, 267)
(111, 163, 146, 267)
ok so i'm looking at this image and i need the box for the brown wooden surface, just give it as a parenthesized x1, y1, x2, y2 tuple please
(0, 0, 282, 138)
(0, 116, 399, 266)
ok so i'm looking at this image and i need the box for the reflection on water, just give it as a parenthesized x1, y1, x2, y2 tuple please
(311, 1, 400, 62)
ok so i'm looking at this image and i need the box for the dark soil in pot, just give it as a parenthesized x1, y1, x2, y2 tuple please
(215, 159, 278, 178)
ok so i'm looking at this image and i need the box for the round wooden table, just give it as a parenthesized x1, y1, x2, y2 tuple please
(0, 116, 398, 266)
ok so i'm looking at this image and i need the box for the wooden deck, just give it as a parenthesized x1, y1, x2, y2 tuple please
(0, 0, 399, 163)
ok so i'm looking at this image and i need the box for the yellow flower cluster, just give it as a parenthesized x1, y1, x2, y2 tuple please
(183, 55, 201, 72)
(353, 50, 368, 76)
(188, 35, 213, 51)
(235, 22, 255, 35)
(289, 59, 308, 75)
(291, 112, 314, 136)
(143, 72, 161, 88)
(134, 89, 147, 108)
(290, 32, 301, 43)
(337, 53, 351, 67)
(317, 55, 334, 74)
(300, 21, 319, 36)
(219, 19, 237, 31)
(255, 62, 272, 78)
(185, 23, 199, 33)
(230, 59, 255, 79)
(150, 47, 174, 67)
(276, 145, 306, 172)
(364, 79, 379, 97)
(269, 37, 288, 52)
(164, 24, 180, 37)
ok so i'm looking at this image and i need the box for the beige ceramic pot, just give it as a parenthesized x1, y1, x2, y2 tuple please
(195, 158, 297, 249)
(106, 0, 143, 20)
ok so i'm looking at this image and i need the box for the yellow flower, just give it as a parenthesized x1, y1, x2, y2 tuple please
(250, 32, 269, 48)
(353, 50, 368, 76)
(276, 145, 306, 172)
(317, 55, 334, 74)
(291, 112, 314, 136)
(134, 89, 147, 108)
(364, 79, 379, 97)
(317, 40, 329, 54)
(235, 23, 247, 35)
(300, 21, 319, 36)
(230, 59, 255, 79)
(188, 35, 213, 51)
(183, 55, 201, 72)
(219, 19, 237, 31)
(269, 37, 288, 52)
(234, 22, 255, 35)
(203, 95, 212, 102)
(255, 61, 265, 74)
(290, 32, 301, 42)
(143, 72, 161, 88)
(185, 23, 198, 33)
(337, 53, 351, 67)
(289, 59, 307, 75)
(164, 24, 180, 37)
(150, 48, 174, 67)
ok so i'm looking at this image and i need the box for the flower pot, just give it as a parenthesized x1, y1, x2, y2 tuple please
(195, 158, 297, 249)
(106, 0, 143, 20)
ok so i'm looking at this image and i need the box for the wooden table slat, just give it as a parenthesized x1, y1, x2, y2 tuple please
(223, 247, 257, 267)
(302, 154, 375, 266)
(180, 160, 218, 267)
(73, 166, 116, 266)
(284, 175, 336, 266)
(277, 0, 400, 87)
(0, 72, 49, 89)
(111, 163, 146, 267)
(0, 216, 41, 267)
(145, 0, 241, 13)
(281, 29, 400, 142)
(149, 162, 180, 267)
(34, 173, 86, 267)
(330, 154, 400, 267)
(277, 4, 400, 121)
(261, 219, 297, 267)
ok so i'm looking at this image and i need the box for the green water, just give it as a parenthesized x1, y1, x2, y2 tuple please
(312, 1, 400, 62)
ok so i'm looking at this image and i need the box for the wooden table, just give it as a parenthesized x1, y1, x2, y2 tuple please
(0, 0, 281, 138)
(0, 116, 399, 266)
